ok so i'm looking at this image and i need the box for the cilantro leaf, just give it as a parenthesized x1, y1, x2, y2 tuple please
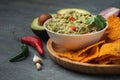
(86, 15, 107, 29)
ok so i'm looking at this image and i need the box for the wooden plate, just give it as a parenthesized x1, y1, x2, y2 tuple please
(46, 39, 120, 74)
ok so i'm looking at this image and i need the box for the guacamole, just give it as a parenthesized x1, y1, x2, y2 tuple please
(46, 11, 106, 34)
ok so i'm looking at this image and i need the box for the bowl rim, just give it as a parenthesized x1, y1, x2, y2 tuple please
(43, 18, 108, 37)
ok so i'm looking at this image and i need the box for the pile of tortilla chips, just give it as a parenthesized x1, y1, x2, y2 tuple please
(57, 15, 120, 64)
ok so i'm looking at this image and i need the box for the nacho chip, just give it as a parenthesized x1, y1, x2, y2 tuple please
(57, 51, 87, 61)
(109, 56, 120, 60)
(95, 54, 111, 61)
(111, 60, 120, 64)
(80, 45, 99, 63)
(71, 52, 87, 61)
(77, 40, 105, 56)
(101, 32, 113, 43)
(57, 51, 73, 59)
(98, 59, 111, 64)
(108, 27, 120, 40)
(107, 15, 120, 41)
(99, 39, 120, 57)
(107, 15, 120, 30)
(98, 58, 120, 64)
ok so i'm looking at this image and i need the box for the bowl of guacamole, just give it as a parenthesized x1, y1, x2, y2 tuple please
(44, 8, 108, 50)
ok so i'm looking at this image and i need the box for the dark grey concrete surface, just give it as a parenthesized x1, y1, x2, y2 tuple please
(0, 0, 120, 80)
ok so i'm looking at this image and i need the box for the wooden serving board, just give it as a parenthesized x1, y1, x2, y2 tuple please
(46, 39, 120, 74)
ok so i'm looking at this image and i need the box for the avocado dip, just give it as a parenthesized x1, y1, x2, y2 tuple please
(45, 10, 106, 34)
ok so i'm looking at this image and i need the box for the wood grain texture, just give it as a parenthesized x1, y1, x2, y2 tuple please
(47, 39, 120, 74)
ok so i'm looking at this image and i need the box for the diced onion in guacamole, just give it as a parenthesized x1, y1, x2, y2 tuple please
(46, 11, 105, 34)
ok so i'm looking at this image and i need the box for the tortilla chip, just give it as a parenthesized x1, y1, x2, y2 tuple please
(95, 54, 111, 61)
(109, 55, 120, 64)
(77, 40, 105, 56)
(80, 45, 99, 63)
(98, 59, 111, 64)
(99, 39, 120, 58)
(101, 32, 113, 43)
(57, 51, 87, 61)
(108, 27, 120, 40)
(57, 51, 73, 59)
(111, 60, 120, 64)
(109, 57, 120, 60)
(98, 58, 120, 64)
(106, 15, 120, 41)
(107, 15, 120, 30)
(71, 52, 87, 61)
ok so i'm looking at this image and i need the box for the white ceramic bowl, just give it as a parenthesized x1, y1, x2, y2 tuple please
(44, 19, 108, 50)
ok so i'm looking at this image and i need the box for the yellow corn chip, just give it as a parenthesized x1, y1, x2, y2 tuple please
(71, 52, 87, 61)
(107, 15, 120, 41)
(57, 51, 87, 61)
(95, 54, 111, 61)
(80, 45, 99, 63)
(107, 15, 120, 30)
(98, 59, 111, 64)
(111, 60, 120, 64)
(57, 51, 73, 59)
(108, 27, 120, 40)
(77, 40, 105, 56)
(99, 39, 120, 57)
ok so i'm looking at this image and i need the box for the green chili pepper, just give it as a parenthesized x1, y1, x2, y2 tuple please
(9, 43, 29, 62)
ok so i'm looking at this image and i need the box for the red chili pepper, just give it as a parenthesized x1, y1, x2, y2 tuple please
(70, 26, 76, 31)
(69, 16, 75, 22)
(21, 36, 44, 56)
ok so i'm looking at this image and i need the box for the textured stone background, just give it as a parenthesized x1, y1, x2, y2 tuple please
(0, 0, 120, 80)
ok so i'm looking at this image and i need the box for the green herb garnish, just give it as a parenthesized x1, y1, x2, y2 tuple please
(86, 15, 107, 29)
